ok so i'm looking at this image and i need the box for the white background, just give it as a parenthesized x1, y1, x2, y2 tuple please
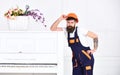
(0, 0, 120, 75)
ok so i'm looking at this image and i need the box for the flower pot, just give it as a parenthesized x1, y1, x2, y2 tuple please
(8, 16, 29, 31)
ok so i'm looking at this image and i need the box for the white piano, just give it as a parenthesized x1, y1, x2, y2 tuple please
(0, 31, 64, 75)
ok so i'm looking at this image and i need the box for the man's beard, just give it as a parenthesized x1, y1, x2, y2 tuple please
(66, 26, 75, 33)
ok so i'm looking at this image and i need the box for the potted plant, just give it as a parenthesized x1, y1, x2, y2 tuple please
(4, 5, 46, 31)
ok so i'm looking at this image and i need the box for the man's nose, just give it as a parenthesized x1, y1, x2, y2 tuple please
(68, 24, 72, 26)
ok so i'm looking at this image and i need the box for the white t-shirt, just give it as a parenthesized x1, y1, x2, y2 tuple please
(62, 27, 88, 38)
(62, 27, 91, 47)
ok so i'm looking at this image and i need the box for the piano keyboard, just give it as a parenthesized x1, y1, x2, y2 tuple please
(0, 63, 57, 68)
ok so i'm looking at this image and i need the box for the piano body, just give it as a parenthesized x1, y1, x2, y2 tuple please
(0, 31, 64, 75)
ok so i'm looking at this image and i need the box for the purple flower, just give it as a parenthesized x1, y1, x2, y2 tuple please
(24, 5, 46, 27)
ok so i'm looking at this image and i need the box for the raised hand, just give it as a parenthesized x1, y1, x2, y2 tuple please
(58, 14, 67, 21)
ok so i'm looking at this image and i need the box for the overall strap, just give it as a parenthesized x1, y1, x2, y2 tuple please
(75, 27, 78, 38)
(67, 27, 79, 46)
(67, 32, 70, 41)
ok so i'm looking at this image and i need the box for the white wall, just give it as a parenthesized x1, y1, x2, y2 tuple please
(0, 0, 120, 75)
(87, 0, 120, 75)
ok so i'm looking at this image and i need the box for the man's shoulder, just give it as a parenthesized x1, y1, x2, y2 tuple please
(77, 27, 85, 30)
(77, 27, 88, 35)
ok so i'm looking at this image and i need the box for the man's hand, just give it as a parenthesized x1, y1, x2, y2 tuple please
(86, 31, 98, 54)
(87, 49, 96, 54)
(58, 15, 67, 21)
(50, 14, 67, 31)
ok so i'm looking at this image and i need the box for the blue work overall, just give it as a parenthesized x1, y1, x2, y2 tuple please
(67, 27, 94, 75)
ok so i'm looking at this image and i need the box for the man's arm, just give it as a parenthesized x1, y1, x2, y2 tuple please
(50, 15, 67, 31)
(86, 31, 98, 54)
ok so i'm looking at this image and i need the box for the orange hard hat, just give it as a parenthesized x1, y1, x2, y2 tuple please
(67, 13, 79, 23)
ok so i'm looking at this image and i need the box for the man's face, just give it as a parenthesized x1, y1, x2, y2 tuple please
(66, 20, 76, 33)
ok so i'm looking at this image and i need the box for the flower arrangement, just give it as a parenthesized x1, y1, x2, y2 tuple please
(4, 7, 24, 20)
(4, 5, 46, 27)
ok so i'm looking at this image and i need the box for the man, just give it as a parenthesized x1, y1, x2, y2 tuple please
(50, 13, 98, 75)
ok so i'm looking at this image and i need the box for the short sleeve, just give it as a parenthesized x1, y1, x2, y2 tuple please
(78, 27, 88, 36)
(62, 27, 66, 32)
(62, 27, 67, 37)
(77, 27, 90, 47)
